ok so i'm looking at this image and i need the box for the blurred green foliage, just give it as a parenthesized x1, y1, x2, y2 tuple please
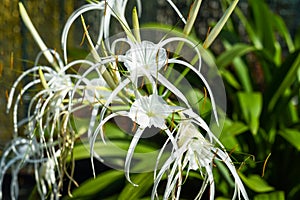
(216, 0, 300, 199)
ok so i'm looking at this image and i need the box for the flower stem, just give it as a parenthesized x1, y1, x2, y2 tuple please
(160, 0, 202, 97)
(203, 0, 239, 49)
(19, 2, 60, 71)
(80, 15, 117, 89)
(132, 6, 141, 43)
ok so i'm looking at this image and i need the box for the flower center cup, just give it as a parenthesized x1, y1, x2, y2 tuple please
(124, 41, 167, 76)
(128, 94, 172, 129)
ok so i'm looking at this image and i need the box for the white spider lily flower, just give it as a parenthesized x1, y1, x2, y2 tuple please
(86, 34, 220, 181)
(89, 91, 182, 180)
(6, 50, 92, 137)
(83, 77, 112, 104)
(69, 58, 124, 143)
(0, 138, 53, 200)
(109, 35, 219, 124)
(152, 121, 249, 200)
(42, 159, 56, 185)
(109, 38, 194, 107)
(61, 0, 185, 62)
(4, 50, 93, 198)
(61, 0, 142, 63)
(44, 70, 73, 89)
(39, 150, 61, 199)
(128, 93, 172, 129)
(90, 69, 187, 145)
(124, 41, 167, 82)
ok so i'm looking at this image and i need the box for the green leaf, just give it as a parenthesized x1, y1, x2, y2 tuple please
(239, 173, 274, 193)
(216, 198, 230, 200)
(220, 119, 248, 150)
(72, 138, 162, 172)
(232, 57, 253, 92)
(249, 0, 276, 58)
(218, 41, 255, 92)
(19, 2, 59, 70)
(273, 41, 282, 66)
(220, 69, 241, 89)
(218, 42, 254, 91)
(254, 191, 285, 200)
(216, 43, 255, 69)
(222, 120, 249, 136)
(132, 6, 141, 42)
(232, 4, 262, 49)
(279, 129, 300, 151)
(182, 0, 202, 36)
(268, 51, 300, 111)
(203, 0, 238, 49)
(237, 92, 262, 135)
(273, 14, 295, 53)
(73, 139, 156, 158)
(65, 170, 124, 199)
(215, 160, 235, 187)
(295, 28, 300, 50)
(289, 183, 300, 199)
(118, 172, 153, 200)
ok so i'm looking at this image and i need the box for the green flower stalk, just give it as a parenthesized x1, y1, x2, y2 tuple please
(19, 2, 59, 71)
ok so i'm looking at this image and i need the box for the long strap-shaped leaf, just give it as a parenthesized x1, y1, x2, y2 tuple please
(203, 0, 239, 49)
(268, 53, 300, 111)
(19, 2, 59, 71)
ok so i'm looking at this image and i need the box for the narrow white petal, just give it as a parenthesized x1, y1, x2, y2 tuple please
(169, 58, 219, 125)
(166, 0, 187, 24)
(124, 128, 144, 186)
(7, 66, 53, 113)
(215, 149, 249, 200)
(61, 3, 105, 63)
(12, 79, 41, 136)
(152, 155, 176, 199)
(204, 163, 215, 200)
(157, 73, 191, 107)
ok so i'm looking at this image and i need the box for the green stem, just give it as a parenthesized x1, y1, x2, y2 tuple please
(132, 6, 141, 43)
(160, 0, 202, 97)
(80, 15, 117, 90)
(203, 0, 239, 49)
(19, 2, 60, 71)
